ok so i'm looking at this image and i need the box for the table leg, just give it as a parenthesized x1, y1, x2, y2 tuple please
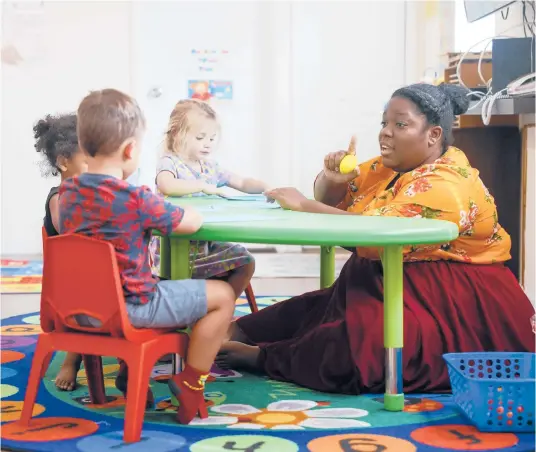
(159, 237, 171, 279)
(170, 238, 191, 280)
(169, 237, 191, 406)
(383, 245, 404, 411)
(320, 246, 335, 289)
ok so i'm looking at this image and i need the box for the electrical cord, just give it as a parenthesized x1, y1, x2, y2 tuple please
(522, 1, 535, 75)
(522, 1, 528, 36)
(456, 19, 535, 121)
(522, 1, 535, 37)
(529, 0, 536, 24)
(456, 36, 510, 111)
(480, 3, 535, 126)
(456, 20, 532, 90)
(521, 1, 536, 75)
(481, 88, 510, 125)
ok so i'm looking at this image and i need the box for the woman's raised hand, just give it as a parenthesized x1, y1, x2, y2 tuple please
(322, 136, 359, 184)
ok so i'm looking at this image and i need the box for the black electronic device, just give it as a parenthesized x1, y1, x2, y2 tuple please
(492, 37, 535, 93)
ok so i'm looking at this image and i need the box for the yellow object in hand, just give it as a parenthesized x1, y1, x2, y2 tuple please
(339, 154, 358, 174)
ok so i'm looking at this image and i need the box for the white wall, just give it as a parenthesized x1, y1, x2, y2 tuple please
(131, 1, 274, 191)
(1, 1, 132, 255)
(131, 1, 410, 198)
(404, 1, 456, 85)
(289, 1, 407, 196)
(454, 0, 496, 52)
(1, 1, 434, 256)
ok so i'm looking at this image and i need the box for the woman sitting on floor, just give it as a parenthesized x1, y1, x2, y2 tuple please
(216, 83, 535, 394)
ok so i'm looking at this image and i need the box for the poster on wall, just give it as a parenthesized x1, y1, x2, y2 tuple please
(2, 1, 46, 64)
(188, 80, 211, 101)
(188, 80, 233, 101)
(190, 48, 230, 73)
(209, 80, 233, 100)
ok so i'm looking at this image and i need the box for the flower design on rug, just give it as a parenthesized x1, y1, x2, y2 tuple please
(189, 400, 370, 430)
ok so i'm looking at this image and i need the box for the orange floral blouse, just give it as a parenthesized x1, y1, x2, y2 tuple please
(337, 147, 511, 264)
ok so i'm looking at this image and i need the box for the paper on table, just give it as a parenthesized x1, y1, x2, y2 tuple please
(223, 195, 267, 201)
(253, 202, 281, 209)
(203, 215, 276, 223)
(195, 205, 224, 212)
(225, 200, 280, 209)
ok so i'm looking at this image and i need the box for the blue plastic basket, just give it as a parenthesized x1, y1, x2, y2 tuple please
(443, 352, 535, 433)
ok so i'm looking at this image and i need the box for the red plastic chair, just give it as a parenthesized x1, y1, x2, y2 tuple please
(245, 284, 258, 313)
(21, 234, 189, 443)
(42, 227, 107, 405)
(41, 227, 47, 253)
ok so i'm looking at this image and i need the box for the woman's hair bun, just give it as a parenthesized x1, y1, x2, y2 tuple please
(438, 83, 471, 115)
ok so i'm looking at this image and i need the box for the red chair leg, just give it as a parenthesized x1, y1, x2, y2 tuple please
(123, 353, 153, 443)
(20, 340, 53, 424)
(83, 355, 107, 405)
(245, 284, 258, 313)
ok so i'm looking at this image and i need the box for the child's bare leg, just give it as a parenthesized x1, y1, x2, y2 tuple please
(169, 280, 235, 424)
(187, 280, 236, 371)
(226, 261, 255, 299)
(55, 352, 82, 391)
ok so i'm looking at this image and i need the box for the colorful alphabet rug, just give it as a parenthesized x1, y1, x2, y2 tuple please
(1, 297, 534, 451)
(1, 259, 43, 294)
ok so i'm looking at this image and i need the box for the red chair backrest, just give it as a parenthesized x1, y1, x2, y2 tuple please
(41, 227, 48, 258)
(40, 234, 134, 339)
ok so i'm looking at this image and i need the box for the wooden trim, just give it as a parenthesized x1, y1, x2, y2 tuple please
(520, 124, 535, 288)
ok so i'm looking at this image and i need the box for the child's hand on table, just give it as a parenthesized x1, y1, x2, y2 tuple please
(263, 186, 275, 203)
(202, 183, 229, 198)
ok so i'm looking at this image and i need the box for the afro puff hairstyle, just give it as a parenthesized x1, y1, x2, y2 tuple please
(34, 113, 78, 177)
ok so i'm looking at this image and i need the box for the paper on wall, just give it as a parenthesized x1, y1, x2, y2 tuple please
(2, 1, 46, 64)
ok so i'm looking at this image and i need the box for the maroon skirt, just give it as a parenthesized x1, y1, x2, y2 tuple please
(236, 254, 535, 394)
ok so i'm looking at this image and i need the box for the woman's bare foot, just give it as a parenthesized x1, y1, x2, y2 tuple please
(215, 341, 261, 371)
(225, 321, 253, 344)
(55, 352, 82, 391)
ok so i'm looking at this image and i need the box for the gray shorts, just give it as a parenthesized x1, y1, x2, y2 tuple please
(125, 279, 207, 329)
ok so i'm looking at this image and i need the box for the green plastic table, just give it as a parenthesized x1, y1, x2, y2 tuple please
(157, 196, 458, 411)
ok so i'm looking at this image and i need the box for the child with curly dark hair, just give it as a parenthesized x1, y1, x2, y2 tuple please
(35, 113, 88, 237)
(34, 113, 87, 391)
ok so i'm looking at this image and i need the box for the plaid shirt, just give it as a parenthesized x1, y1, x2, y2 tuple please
(60, 174, 184, 304)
